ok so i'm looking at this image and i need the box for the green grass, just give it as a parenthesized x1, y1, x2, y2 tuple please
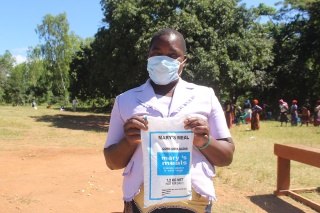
(213, 121, 320, 212)
(0, 105, 108, 151)
(300, 191, 320, 203)
(226, 122, 320, 190)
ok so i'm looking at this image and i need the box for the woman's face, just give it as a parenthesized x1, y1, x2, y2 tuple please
(148, 34, 186, 75)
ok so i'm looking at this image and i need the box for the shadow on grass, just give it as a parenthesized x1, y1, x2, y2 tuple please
(31, 114, 110, 132)
(248, 194, 306, 213)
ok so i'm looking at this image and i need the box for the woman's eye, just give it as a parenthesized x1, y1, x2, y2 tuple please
(150, 52, 161, 56)
(169, 55, 178, 59)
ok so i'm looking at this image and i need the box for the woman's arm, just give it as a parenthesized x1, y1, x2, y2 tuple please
(184, 117, 235, 167)
(104, 137, 139, 170)
(104, 116, 148, 170)
(198, 137, 234, 167)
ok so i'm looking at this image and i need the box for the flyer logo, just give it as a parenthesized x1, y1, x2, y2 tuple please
(157, 152, 190, 175)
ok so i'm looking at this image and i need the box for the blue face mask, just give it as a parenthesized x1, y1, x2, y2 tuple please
(147, 56, 186, 85)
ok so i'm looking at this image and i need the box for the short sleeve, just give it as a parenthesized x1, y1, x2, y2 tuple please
(207, 89, 231, 139)
(104, 96, 125, 148)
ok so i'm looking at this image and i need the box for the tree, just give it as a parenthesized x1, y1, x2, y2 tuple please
(0, 50, 15, 102)
(72, 0, 273, 104)
(36, 13, 80, 105)
(69, 42, 97, 101)
(5, 62, 27, 104)
(268, 0, 320, 104)
(25, 46, 47, 103)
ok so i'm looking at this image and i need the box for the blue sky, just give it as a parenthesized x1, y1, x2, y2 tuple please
(0, 0, 280, 64)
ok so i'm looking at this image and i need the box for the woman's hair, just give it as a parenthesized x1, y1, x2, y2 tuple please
(150, 28, 187, 54)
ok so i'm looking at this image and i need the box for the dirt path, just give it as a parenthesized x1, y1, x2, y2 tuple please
(1, 147, 317, 213)
(0, 147, 313, 213)
(0, 148, 124, 213)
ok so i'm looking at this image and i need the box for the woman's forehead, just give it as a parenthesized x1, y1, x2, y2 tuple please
(151, 34, 182, 50)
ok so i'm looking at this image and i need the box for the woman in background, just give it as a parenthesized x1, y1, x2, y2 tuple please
(243, 100, 252, 124)
(290, 100, 298, 126)
(251, 99, 262, 130)
(279, 99, 289, 127)
(314, 100, 320, 126)
(301, 99, 311, 126)
(224, 100, 233, 129)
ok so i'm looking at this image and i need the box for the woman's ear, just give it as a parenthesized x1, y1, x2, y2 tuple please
(182, 55, 187, 64)
(183, 55, 187, 62)
(178, 56, 187, 76)
(182, 55, 187, 66)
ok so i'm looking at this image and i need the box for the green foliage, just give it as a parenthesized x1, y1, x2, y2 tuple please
(255, 3, 277, 16)
(1, 48, 47, 105)
(69, 43, 98, 101)
(25, 46, 46, 102)
(2, 0, 319, 108)
(267, 0, 320, 104)
(5, 62, 27, 104)
(70, 0, 274, 104)
(1, 14, 91, 106)
(36, 13, 81, 105)
(0, 51, 15, 102)
(283, 0, 317, 9)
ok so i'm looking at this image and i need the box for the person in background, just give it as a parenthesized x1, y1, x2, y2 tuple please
(32, 100, 37, 110)
(279, 99, 289, 127)
(224, 100, 233, 129)
(103, 28, 235, 213)
(243, 100, 252, 124)
(91, 101, 96, 110)
(72, 98, 77, 112)
(235, 106, 243, 125)
(260, 101, 269, 121)
(290, 100, 298, 126)
(300, 99, 311, 126)
(251, 99, 262, 130)
(314, 100, 320, 126)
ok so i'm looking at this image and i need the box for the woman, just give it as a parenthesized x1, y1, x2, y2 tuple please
(103, 28, 235, 213)
(224, 100, 233, 129)
(291, 100, 298, 126)
(314, 100, 320, 126)
(251, 99, 262, 130)
(279, 99, 289, 126)
(243, 100, 252, 124)
(301, 99, 311, 126)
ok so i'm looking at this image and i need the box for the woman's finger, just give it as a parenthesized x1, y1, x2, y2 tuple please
(124, 116, 148, 130)
(184, 117, 208, 129)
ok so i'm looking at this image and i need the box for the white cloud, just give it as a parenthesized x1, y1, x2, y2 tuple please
(14, 55, 27, 65)
(12, 47, 28, 65)
(13, 47, 28, 54)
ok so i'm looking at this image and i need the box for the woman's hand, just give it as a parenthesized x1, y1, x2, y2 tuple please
(124, 116, 148, 145)
(184, 117, 209, 148)
(184, 116, 235, 167)
(104, 116, 148, 170)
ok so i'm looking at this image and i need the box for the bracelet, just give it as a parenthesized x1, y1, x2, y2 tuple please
(197, 137, 211, 150)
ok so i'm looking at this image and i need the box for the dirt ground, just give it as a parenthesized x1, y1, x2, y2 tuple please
(1, 146, 319, 213)
(0, 108, 318, 213)
(0, 147, 124, 213)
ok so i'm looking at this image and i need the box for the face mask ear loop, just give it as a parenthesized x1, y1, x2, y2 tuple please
(178, 58, 187, 77)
